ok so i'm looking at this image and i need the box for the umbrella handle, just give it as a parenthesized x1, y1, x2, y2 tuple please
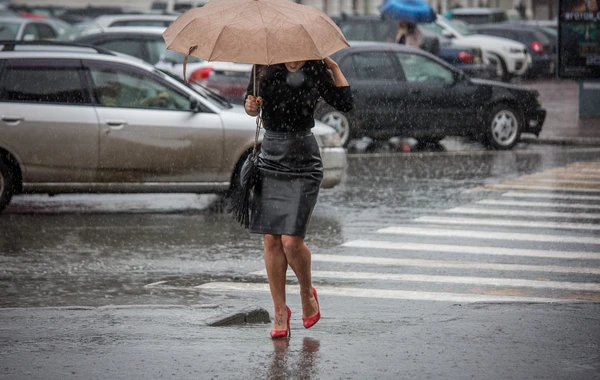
(183, 46, 198, 84)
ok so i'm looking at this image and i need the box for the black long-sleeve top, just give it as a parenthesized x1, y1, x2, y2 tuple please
(246, 61, 354, 133)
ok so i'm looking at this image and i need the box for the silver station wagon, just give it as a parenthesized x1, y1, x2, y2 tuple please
(0, 42, 346, 213)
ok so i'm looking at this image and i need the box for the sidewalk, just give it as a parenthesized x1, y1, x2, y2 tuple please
(519, 79, 600, 146)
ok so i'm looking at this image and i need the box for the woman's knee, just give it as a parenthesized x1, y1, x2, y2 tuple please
(281, 235, 304, 256)
(264, 234, 283, 252)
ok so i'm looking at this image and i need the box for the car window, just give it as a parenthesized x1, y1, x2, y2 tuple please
(159, 49, 203, 64)
(350, 52, 399, 80)
(0, 59, 86, 104)
(396, 53, 454, 83)
(22, 23, 39, 40)
(338, 21, 374, 41)
(89, 65, 190, 111)
(36, 24, 57, 39)
(0, 21, 21, 40)
(146, 38, 168, 65)
(111, 20, 172, 27)
(420, 22, 446, 36)
(97, 39, 145, 61)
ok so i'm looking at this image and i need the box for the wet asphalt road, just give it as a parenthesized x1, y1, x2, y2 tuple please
(1, 141, 600, 379)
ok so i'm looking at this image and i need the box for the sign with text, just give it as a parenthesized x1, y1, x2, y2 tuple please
(558, 0, 600, 78)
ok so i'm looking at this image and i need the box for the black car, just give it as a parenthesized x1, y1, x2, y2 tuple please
(331, 14, 497, 80)
(471, 23, 556, 78)
(316, 42, 546, 150)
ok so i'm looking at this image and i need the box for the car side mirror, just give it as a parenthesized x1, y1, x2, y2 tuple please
(441, 30, 454, 38)
(22, 34, 36, 41)
(189, 98, 201, 113)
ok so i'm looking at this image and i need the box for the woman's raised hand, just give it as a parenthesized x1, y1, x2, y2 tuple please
(323, 57, 339, 70)
(245, 95, 263, 116)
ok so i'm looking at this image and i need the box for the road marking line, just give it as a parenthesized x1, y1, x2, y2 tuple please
(500, 180, 600, 189)
(196, 282, 577, 303)
(502, 191, 600, 201)
(548, 168, 600, 174)
(249, 270, 600, 292)
(415, 215, 600, 231)
(377, 226, 600, 245)
(477, 199, 600, 210)
(521, 178, 600, 184)
(488, 184, 600, 193)
(447, 206, 600, 220)
(312, 252, 600, 275)
(528, 173, 600, 179)
(340, 240, 600, 260)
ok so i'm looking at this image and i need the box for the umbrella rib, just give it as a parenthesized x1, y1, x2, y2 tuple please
(254, 1, 270, 64)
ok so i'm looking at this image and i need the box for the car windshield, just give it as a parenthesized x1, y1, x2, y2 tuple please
(155, 68, 233, 109)
(159, 49, 204, 65)
(443, 19, 475, 36)
(0, 21, 21, 40)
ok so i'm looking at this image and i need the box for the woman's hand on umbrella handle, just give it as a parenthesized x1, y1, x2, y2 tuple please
(245, 95, 262, 116)
(323, 57, 339, 70)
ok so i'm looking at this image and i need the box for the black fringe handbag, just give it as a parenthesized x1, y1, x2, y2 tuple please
(228, 66, 263, 229)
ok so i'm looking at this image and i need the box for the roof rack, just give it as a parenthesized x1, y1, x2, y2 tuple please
(0, 40, 116, 55)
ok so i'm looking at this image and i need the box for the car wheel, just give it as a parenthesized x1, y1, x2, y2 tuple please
(496, 57, 512, 82)
(485, 104, 522, 150)
(0, 160, 16, 214)
(318, 110, 352, 148)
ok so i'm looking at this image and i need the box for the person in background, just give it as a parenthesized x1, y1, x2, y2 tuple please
(395, 21, 423, 48)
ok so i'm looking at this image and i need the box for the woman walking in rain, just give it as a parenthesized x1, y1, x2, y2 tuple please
(244, 57, 353, 339)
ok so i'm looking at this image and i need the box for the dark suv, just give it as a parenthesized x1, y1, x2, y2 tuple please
(331, 14, 496, 79)
(472, 23, 556, 77)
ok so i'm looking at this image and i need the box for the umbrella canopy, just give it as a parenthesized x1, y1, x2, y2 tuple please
(378, 0, 436, 24)
(162, 0, 349, 65)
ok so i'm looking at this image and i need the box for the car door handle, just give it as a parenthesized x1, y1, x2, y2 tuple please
(105, 119, 127, 130)
(1, 115, 24, 124)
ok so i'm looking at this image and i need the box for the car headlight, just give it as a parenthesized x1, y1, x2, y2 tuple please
(505, 46, 524, 54)
(316, 131, 343, 148)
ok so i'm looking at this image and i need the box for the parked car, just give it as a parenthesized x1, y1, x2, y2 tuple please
(420, 16, 531, 81)
(315, 42, 546, 149)
(75, 27, 252, 104)
(150, 0, 209, 13)
(58, 6, 142, 25)
(78, 14, 178, 37)
(471, 23, 556, 77)
(330, 14, 497, 80)
(0, 16, 59, 40)
(155, 49, 252, 105)
(0, 41, 346, 213)
(75, 27, 169, 65)
(444, 7, 508, 24)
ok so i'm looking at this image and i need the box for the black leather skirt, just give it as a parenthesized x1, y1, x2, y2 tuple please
(249, 129, 323, 237)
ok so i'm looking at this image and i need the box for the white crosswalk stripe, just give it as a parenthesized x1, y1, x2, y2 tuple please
(501, 191, 600, 201)
(377, 226, 600, 244)
(447, 207, 600, 219)
(415, 215, 600, 231)
(477, 199, 600, 210)
(155, 160, 600, 303)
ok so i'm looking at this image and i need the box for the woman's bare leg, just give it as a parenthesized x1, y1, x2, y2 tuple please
(281, 235, 318, 318)
(263, 234, 289, 330)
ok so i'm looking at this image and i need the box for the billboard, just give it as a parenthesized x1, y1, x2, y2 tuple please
(558, 0, 600, 78)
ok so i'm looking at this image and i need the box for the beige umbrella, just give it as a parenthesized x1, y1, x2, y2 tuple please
(162, 0, 349, 67)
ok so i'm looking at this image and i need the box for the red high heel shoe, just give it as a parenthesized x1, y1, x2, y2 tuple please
(270, 305, 291, 339)
(302, 287, 320, 329)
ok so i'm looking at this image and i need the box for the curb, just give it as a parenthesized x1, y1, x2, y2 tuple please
(521, 136, 600, 147)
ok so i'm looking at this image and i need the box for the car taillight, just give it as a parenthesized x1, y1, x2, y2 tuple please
(457, 51, 474, 64)
(189, 67, 213, 82)
(531, 40, 544, 55)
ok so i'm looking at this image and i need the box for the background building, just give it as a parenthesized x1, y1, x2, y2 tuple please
(11, 0, 546, 19)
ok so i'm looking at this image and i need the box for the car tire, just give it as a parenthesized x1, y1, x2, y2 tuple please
(485, 104, 522, 150)
(0, 160, 16, 214)
(315, 106, 354, 148)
